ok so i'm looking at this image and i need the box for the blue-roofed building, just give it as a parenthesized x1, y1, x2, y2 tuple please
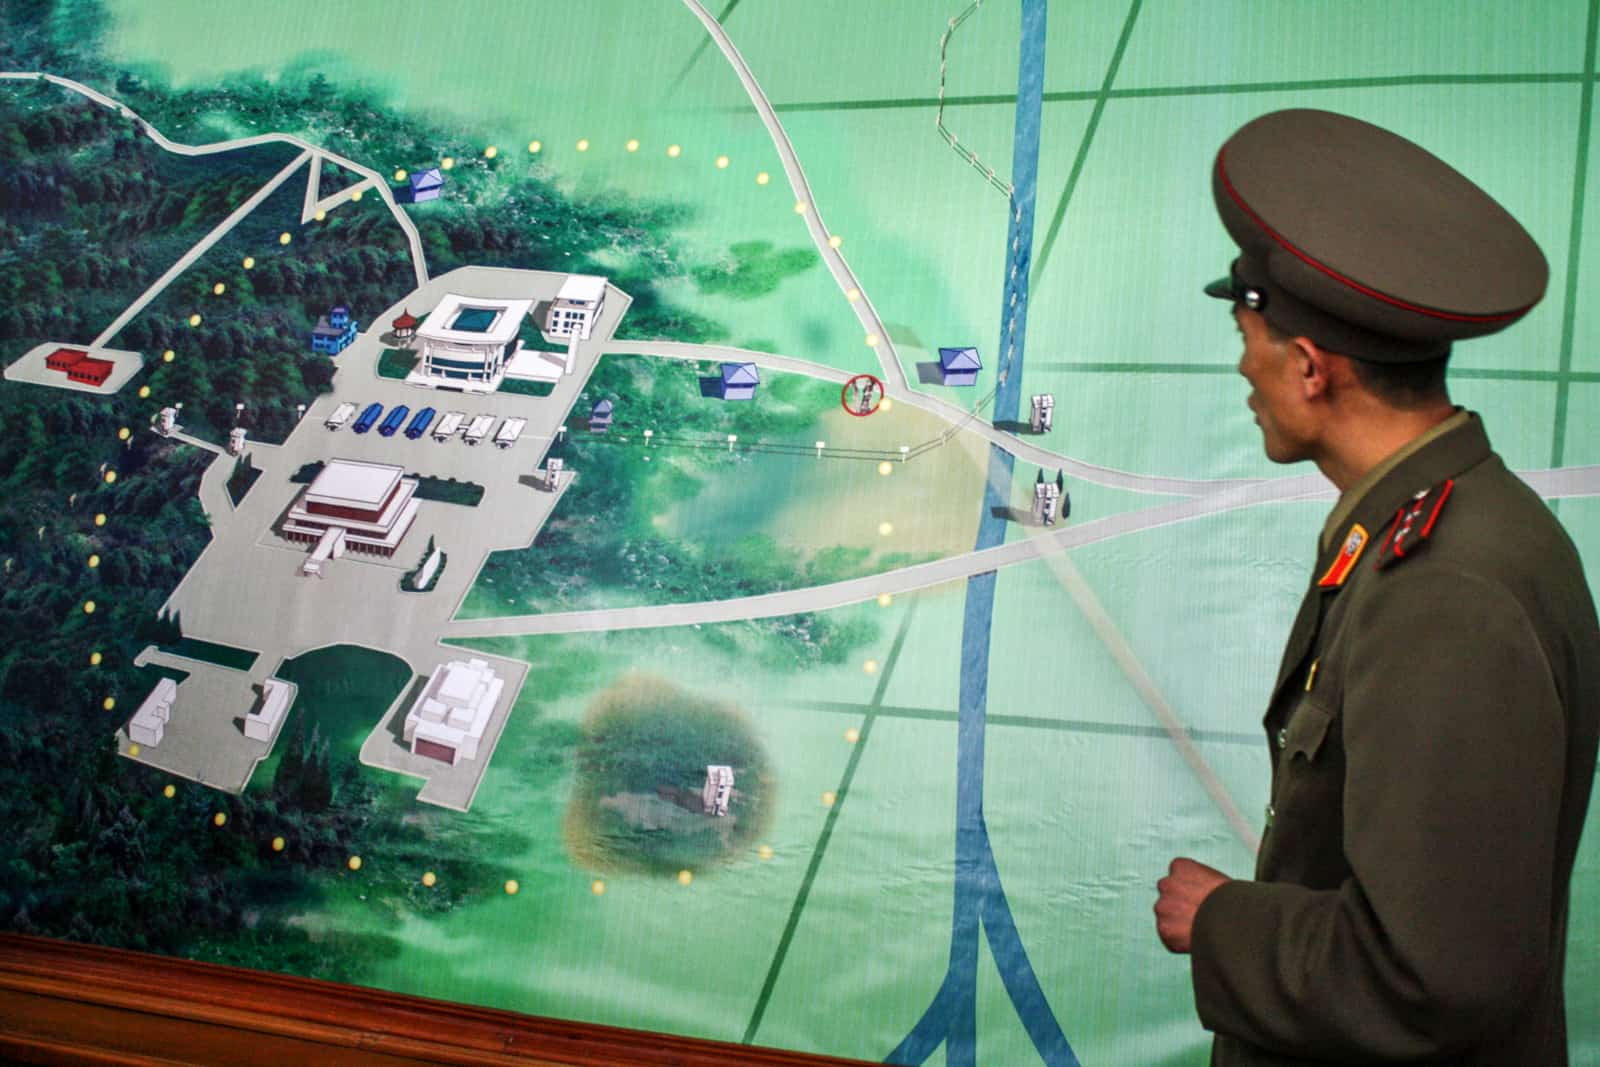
(311, 304, 359, 355)
(409, 168, 444, 203)
(718, 362, 760, 401)
(937, 346, 981, 387)
(589, 398, 614, 433)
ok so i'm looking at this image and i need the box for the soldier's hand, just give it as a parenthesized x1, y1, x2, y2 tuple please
(1154, 857, 1230, 954)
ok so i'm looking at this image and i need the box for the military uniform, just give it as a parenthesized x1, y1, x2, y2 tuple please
(1191, 411, 1600, 1063)
(1186, 109, 1600, 1063)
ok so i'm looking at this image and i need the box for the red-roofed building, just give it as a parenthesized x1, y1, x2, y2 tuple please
(66, 357, 115, 387)
(392, 309, 419, 343)
(45, 348, 88, 372)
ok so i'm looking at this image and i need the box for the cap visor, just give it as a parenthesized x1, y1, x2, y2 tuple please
(1203, 276, 1237, 301)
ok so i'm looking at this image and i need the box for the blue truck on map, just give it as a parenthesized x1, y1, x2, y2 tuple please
(351, 402, 383, 434)
(378, 404, 411, 437)
(404, 407, 436, 440)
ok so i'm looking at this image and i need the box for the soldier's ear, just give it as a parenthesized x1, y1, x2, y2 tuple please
(1291, 336, 1332, 402)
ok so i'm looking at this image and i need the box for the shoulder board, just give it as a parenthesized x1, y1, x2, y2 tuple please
(1375, 478, 1454, 570)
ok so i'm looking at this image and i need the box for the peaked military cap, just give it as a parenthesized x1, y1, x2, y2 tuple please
(1204, 109, 1548, 363)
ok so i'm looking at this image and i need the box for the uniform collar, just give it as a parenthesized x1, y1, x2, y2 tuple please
(1314, 410, 1492, 578)
(1319, 409, 1474, 553)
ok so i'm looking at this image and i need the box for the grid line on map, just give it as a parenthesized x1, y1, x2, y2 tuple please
(1552, 0, 1600, 470)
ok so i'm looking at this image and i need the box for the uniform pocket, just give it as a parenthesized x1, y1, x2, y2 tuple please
(1284, 700, 1334, 762)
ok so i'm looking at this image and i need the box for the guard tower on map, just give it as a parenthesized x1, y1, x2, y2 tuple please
(541, 457, 563, 492)
(1033, 470, 1060, 526)
(1030, 393, 1054, 434)
(703, 765, 734, 816)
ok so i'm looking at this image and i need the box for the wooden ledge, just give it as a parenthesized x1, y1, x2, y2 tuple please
(0, 934, 876, 1067)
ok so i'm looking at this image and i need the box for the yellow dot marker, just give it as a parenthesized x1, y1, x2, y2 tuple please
(878, 521, 894, 536)
(878, 461, 893, 475)
(88, 554, 100, 568)
(350, 189, 363, 202)
(83, 600, 96, 614)
(242, 256, 255, 269)
(102, 696, 115, 710)
(441, 156, 455, 169)
(213, 812, 227, 827)
(865, 333, 879, 347)
(591, 879, 606, 896)
(877, 593, 893, 607)
(162, 349, 175, 363)
(89, 651, 103, 666)
(187, 314, 201, 327)
(626, 139, 640, 153)
(279, 232, 292, 245)
(863, 659, 878, 674)
(528, 140, 542, 153)
(422, 871, 437, 887)
(828, 234, 843, 249)
(758, 845, 774, 861)
(394, 168, 407, 182)
(677, 869, 693, 886)
(104, 470, 117, 484)
(880, 398, 893, 412)
(794, 201, 808, 215)
(163, 784, 176, 799)
(138, 386, 151, 398)
(576, 139, 590, 152)
(272, 836, 286, 852)
(846, 288, 861, 302)
(484, 145, 498, 159)
(94, 513, 107, 526)
(212, 282, 225, 296)
(117, 427, 130, 441)
(504, 879, 520, 895)
(756, 171, 770, 185)
(667, 144, 682, 158)
(314, 209, 327, 221)
(845, 727, 861, 743)
(128, 743, 141, 756)
(715, 155, 729, 169)
(348, 856, 362, 871)
(822, 791, 837, 807)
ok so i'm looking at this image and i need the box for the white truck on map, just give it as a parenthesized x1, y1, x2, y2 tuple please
(432, 411, 465, 441)
(463, 414, 496, 446)
(494, 417, 526, 449)
(324, 402, 356, 430)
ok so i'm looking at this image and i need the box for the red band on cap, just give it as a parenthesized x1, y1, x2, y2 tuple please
(1215, 150, 1531, 326)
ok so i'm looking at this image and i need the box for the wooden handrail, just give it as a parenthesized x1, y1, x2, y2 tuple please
(0, 933, 879, 1067)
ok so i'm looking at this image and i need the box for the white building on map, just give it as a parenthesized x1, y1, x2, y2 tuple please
(703, 765, 734, 816)
(281, 459, 419, 560)
(128, 677, 177, 747)
(543, 274, 606, 342)
(403, 657, 505, 765)
(411, 293, 534, 392)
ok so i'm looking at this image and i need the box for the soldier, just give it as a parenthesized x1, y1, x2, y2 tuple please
(1153, 109, 1600, 1065)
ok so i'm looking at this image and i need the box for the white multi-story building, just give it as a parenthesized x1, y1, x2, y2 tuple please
(403, 658, 505, 765)
(411, 293, 534, 392)
(543, 274, 607, 342)
(281, 459, 419, 559)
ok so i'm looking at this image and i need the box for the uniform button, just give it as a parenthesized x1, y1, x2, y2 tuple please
(1276, 727, 1288, 750)
(1265, 803, 1276, 822)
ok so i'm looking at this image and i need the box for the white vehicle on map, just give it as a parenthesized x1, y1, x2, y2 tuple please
(463, 414, 495, 446)
(432, 411, 465, 441)
(324, 402, 357, 430)
(493, 417, 526, 449)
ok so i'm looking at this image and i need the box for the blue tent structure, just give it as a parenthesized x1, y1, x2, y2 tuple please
(937, 346, 981, 386)
(718, 362, 760, 400)
(589, 398, 614, 433)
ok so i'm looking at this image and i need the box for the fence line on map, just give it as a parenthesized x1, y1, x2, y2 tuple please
(938, 0, 1013, 198)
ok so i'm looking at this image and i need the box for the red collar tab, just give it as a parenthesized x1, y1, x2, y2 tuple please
(1376, 479, 1455, 570)
(1318, 523, 1369, 588)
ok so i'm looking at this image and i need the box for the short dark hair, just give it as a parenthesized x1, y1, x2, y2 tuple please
(1262, 317, 1450, 410)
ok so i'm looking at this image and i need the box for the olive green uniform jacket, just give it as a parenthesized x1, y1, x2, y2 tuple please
(1191, 414, 1600, 1064)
